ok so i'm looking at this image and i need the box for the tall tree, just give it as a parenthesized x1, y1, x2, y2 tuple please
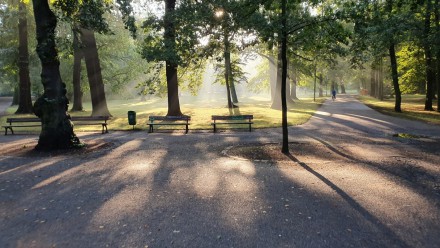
(164, 0, 183, 116)
(436, 0, 440, 111)
(71, 29, 83, 112)
(80, 28, 111, 116)
(141, 0, 204, 116)
(15, 0, 33, 114)
(54, 0, 137, 116)
(31, 0, 81, 150)
(280, 0, 288, 154)
(423, 0, 435, 111)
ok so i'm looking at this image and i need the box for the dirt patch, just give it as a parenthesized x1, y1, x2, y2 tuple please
(0, 140, 113, 157)
(225, 142, 341, 162)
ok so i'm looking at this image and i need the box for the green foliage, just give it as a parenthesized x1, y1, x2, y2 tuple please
(0, 1, 41, 96)
(397, 44, 425, 94)
(139, 1, 204, 67)
(248, 59, 269, 93)
(214, 56, 248, 86)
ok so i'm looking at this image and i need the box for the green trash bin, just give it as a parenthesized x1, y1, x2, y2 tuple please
(128, 111, 136, 129)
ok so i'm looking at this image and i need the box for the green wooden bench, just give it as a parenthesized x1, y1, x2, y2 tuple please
(2, 116, 110, 135)
(148, 115, 191, 134)
(211, 115, 253, 133)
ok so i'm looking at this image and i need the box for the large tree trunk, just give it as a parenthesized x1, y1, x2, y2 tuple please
(230, 79, 238, 103)
(318, 73, 324, 97)
(223, 32, 237, 109)
(389, 43, 402, 112)
(378, 58, 384, 100)
(272, 45, 294, 110)
(80, 28, 111, 116)
(435, 0, 440, 112)
(71, 31, 83, 112)
(370, 62, 377, 97)
(290, 65, 299, 100)
(424, 0, 435, 111)
(281, 0, 288, 154)
(31, 0, 81, 150)
(164, 0, 183, 116)
(16, 1, 33, 114)
(224, 39, 235, 109)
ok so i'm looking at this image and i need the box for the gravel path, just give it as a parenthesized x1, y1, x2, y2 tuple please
(0, 94, 439, 248)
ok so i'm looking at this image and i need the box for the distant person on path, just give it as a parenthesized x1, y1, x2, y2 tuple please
(331, 89, 336, 100)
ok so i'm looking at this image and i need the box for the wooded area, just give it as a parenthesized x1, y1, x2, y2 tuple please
(1, 0, 439, 151)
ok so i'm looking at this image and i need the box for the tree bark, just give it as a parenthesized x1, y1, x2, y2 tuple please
(271, 44, 294, 110)
(370, 63, 375, 97)
(230, 79, 238, 103)
(164, 0, 183, 116)
(31, 0, 81, 150)
(281, 0, 288, 154)
(290, 66, 298, 100)
(224, 40, 235, 109)
(80, 28, 111, 116)
(424, 0, 435, 111)
(16, 1, 33, 114)
(318, 73, 323, 97)
(389, 42, 402, 112)
(71, 30, 84, 112)
(435, 0, 440, 111)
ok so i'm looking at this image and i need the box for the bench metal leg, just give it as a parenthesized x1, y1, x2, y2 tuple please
(4, 127, 13, 135)
(185, 124, 188, 134)
(249, 123, 252, 132)
(213, 124, 216, 133)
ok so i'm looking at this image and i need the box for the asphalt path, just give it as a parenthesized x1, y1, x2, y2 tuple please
(0, 94, 439, 248)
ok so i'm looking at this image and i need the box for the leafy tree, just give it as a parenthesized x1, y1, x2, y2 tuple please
(349, 0, 410, 112)
(141, 0, 204, 115)
(397, 44, 425, 94)
(54, 0, 137, 115)
(0, 2, 20, 97)
(0, 1, 37, 109)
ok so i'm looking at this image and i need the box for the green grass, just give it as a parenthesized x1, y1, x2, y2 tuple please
(358, 95, 440, 125)
(1, 96, 326, 133)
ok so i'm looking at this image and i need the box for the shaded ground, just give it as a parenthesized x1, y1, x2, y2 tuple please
(1, 95, 439, 248)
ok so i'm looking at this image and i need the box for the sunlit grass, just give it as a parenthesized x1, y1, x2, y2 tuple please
(358, 95, 440, 125)
(1, 96, 326, 133)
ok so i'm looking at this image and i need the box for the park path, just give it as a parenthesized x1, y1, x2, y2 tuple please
(0, 94, 439, 248)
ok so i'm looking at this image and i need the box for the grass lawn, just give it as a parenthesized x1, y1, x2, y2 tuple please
(358, 95, 440, 125)
(1, 96, 326, 133)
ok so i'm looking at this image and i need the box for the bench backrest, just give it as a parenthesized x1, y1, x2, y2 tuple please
(6, 116, 109, 124)
(71, 116, 110, 122)
(212, 115, 253, 120)
(6, 118, 41, 124)
(149, 115, 191, 121)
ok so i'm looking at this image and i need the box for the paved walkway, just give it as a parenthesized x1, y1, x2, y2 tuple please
(0, 95, 439, 247)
